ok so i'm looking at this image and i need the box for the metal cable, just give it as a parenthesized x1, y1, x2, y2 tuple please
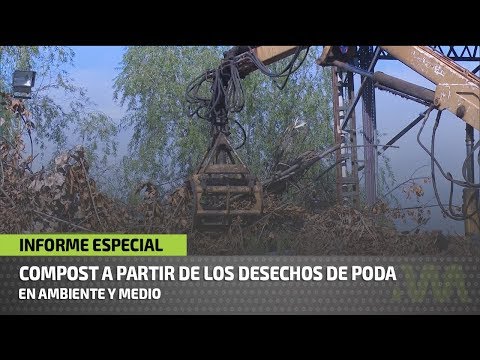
(417, 107, 480, 220)
(185, 47, 310, 148)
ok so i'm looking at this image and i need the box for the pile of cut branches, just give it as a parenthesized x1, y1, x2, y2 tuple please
(1, 95, 477, 255)
(1, 138, 477, 256)
(0, 142, 132, 232)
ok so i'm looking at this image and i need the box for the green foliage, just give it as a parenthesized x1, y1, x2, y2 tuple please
(114, 46, 336, 202)
(0, 46, 118, 169)
(113, 46, 223, 194)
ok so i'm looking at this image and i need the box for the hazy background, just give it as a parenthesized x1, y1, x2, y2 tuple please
(49, 46, 479, 234)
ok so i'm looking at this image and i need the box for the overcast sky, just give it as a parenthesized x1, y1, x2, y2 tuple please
(65, 46, 479, 234)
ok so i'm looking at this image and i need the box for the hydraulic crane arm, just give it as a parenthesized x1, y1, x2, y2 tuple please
(381, 46, 480, 130)
(230, 45, 480, 130)
(189, 45, 479, 229)
(228, 46, 303, 77)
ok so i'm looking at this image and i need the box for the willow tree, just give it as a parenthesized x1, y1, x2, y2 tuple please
(114, 46, 335, 204)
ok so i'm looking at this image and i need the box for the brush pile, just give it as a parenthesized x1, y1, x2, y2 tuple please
(2, 135, 478, 256)
(1, 95, 477, 256)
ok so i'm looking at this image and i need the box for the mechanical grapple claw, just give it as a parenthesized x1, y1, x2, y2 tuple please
(190, 132, 263, 229)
